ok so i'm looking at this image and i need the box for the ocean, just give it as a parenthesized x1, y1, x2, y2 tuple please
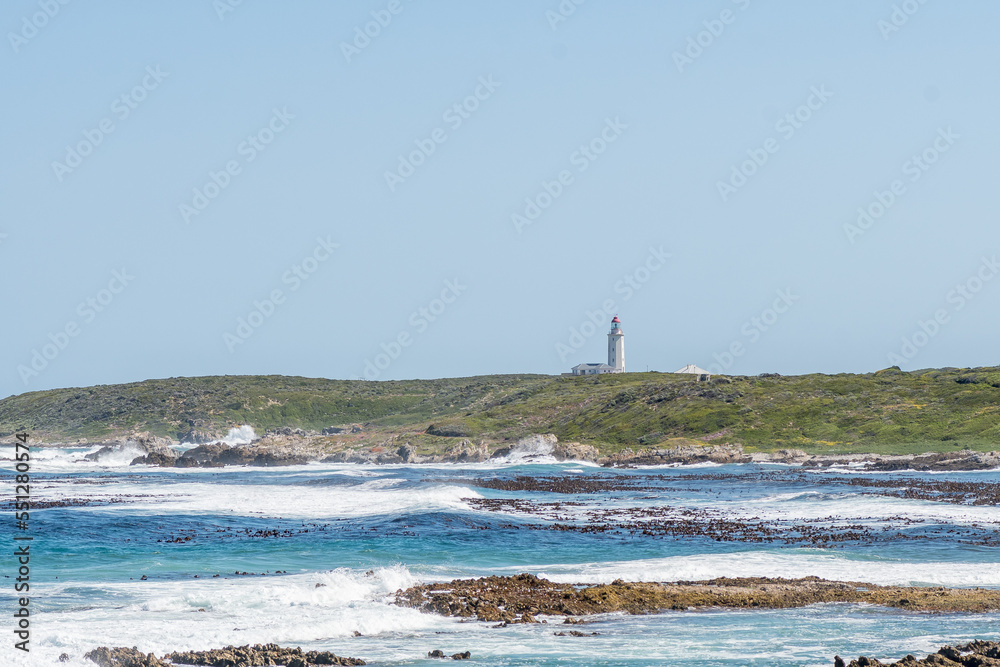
(4, 440, 1000, 666)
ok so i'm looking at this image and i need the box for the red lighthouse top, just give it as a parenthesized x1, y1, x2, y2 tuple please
(611, 316, 620, 324)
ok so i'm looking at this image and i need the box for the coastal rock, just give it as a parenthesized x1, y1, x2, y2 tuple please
(322, 449, 371, 464)
(396, 575, 1000, 621)
(176, 420, 219, 445)
(551, 441, 599, 462)
(444, 441, 489, 462)
(600, 443, 751, 467)
(173, 443, 310, 467)
(264, 427, 309, 437)
(164, 643, 365, 666)
(842, 640, 1000, 666)
(180, 443, 233, 464)
(323, 424, 363, 435)
(866, 450, 1000, 472)
(87, 432, 180, 464)
(490, 434, 558, 461)
(84, 646, 169, 667)
(130, 451, 179, 466)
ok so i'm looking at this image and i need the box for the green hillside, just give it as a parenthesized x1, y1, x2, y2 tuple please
(2, 367, 1000, 454)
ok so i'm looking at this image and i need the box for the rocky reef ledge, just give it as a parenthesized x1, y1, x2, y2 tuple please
(394, 574, 1000, 623)
(836, 640, 1000, 666)
(83, 643, 364, 666)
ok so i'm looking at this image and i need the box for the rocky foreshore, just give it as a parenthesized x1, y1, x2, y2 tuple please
(83, 643, 365, 666)
(837, 640, 1000, 666)
(394, 574, 1000, 623)
(43, 429, 1000, 471)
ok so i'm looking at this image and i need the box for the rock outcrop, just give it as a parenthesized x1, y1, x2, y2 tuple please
(135, 442, 309, 467)
(600, 443, 751, 467)
(86, 432, 180, 465)
(323, 425, 363, 435)
(165, 644, 365, 666)
(396, 574, 1000, 623)
(324, 440, 490, 464)
(864, 450, 1000, 472)
(84, 646, 169, 667)
(552, 441, 600, 462)
(840, 640, 1000, 666)
(84, 644, 364, 667)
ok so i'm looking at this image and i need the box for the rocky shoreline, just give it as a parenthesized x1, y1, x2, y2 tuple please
(73, 639, 1000, 667)
(838, 640, 1000, 666)
(393, 574, 1000, 623)
(29, 429, 1000, 472)
(82, 644, 365, 666)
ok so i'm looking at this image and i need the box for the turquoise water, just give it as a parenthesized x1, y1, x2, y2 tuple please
(4, 451, 1000, 666)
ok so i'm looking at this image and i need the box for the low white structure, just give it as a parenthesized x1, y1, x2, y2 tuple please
(674, 364, 712, 381)
(571, 362, 616, 376)
(674, 364, 711, 375)
(568, 316, 625, 375)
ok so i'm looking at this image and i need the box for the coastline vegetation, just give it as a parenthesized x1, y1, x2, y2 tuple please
(2, 366, 999, 455)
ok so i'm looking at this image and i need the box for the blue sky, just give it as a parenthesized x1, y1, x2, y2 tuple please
(3, 0, 999, 399)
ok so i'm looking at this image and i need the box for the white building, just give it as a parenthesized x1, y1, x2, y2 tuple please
(674, 364, 711, 375)
(674, 363, 711, 381)
(568, 316, 625, 375)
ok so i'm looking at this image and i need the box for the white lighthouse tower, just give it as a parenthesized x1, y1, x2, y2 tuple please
(608, 316, 625, 372)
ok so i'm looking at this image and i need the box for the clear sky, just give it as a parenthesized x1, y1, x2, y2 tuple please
(3, 0, 999, 399)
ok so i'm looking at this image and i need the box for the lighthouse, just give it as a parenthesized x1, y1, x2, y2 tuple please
(608, 316, 625, 372)
(566, 315, 627, 376)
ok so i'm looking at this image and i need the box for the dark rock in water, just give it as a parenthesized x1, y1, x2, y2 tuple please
(165, 643, 365, 666)
(842, 640, 1000, 666)
(451, 651, 471, 660)
(180, 443, 232, 464)
(175, 443, 309, 467)
(251, 450, 310, 466)
(88, 431, 179, 464)
(428, 649, 446, 658)
(835, 656, 846, 667)
(130, 451, 178, 467)
(864, 450, 1000, 472)
(599, 443, 752, 467)
(84, 646, 169, 667)
(59, 654, 70, 663)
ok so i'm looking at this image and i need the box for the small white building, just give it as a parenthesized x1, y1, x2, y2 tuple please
(674, 364, 712, 381)
(674, 364, 711, 375)
(570, 362, 617, 376)
(568, 317, 625, 375)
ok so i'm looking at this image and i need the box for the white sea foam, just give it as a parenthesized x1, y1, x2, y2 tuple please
(723, 492, 1000, 526)
(526, 552, 1000, 588)
(220, 425, 257, 445)
(86, 443, 148, 467)
(4, 565, 447, 667)
(36, 476, 481, 519)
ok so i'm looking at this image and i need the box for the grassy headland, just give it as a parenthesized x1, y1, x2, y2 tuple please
(2, 366, 999, 455)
